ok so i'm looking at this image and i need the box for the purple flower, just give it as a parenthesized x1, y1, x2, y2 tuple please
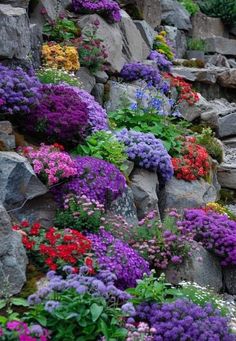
(44, 300, 60, 313)
(148, 50, 173, 72)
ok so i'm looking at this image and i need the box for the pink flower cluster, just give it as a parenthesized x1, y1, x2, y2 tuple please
(18, 144, 77, 186)
(3, 320, 49, 340)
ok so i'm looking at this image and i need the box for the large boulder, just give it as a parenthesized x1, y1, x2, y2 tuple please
(177, 94, 212, 122)
(204, 37, 236, 56)
(0, 4, 31, 60)
(30, 23, 43, 69)
(218, 70, 236, 89)
(218, 163, 236, 190)
(78, 14, 125, 72)
(165, 241, 222, 292)
(160, 0, 192, 31)
(0, 152, 47, 210)
(76, 67, 96, 94)
(1, 0, 29, 8)
(0, 205, 27, 295)
(134, 20, 156, 51)
(159, 177, 218, 216)
(191, 12, 225, 39)
(164, 26, 187, 59)
(130, 168, 159, 219)
(223, 267, 236, 295)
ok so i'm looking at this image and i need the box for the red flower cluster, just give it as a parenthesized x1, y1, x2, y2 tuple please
(164, 73, 199, 105)
(13, 221, 92, 272)
(172, 137, 210, 181)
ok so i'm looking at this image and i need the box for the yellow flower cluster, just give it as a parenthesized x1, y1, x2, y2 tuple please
(154, 31, 174, 61)
(206, 202, 229, 216)
(41, 44, 80, 72)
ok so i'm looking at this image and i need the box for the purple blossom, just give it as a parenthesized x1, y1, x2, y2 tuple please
(87, 228, 150, 289)
(116, 129, 173, 182)
(148, 50, 173, 72)
(44, 300, 60, 313)
(0, 64, 40, 116)
(71, 0, 121, 23)
(54, 156, 126, 207)
(135, 299, 235, 341)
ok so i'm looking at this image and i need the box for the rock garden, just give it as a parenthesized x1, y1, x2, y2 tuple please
(1, 0, 236, 339)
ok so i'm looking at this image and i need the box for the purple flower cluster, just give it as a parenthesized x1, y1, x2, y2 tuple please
(180, 209, 236, 266)
(87, 228, 150, 289)
(148, 50, 173, 72)
(57, 156, 126, 207)
(116, 129, 173, 182)
(3, 321, 49, 340)
(120, 63, 162, 89)
(72, 87, 108, 132)
(71, 0, 121, 23)
(25, 84, 89, 144)
(28, 266, 131, 307)
(0, 64, 40, 116)
(135, 299, 235, 341)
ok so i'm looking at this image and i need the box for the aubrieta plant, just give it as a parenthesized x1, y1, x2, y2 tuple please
(0, 64, 40, 116)
(36, 67, 82, 87)
(88, 228, 150, 289)
(18, 144, 77, 186)
(116, 129, 173, 182)
(180, 208, 236, 266)
(148, 50, 173, 72)
(55, 156, 126, 207)
(73, 130, 127, 172)
(55, 194, 105, 233)
(153, 31, 175, 61)
(27, 267, 131, 340)
(25, 84, 89, 145)
(71, 0, 121, 23)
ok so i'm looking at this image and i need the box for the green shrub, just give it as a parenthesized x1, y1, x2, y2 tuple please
(179, 0, 200, 15)
(197, 0, 236, 25)
(43, 17, 80, 42)
(187, 38, 206, 51)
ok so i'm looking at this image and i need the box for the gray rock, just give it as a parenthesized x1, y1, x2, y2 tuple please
(30, 23, 43, 69)
(230, 24, 236, 37)
(228, 59, 236, 68)
(78, 14, 125, 72)
(119, 10, 149, 62)
(165, 241, 222, 292)
(191, 12, 225, 39)
(76, 67, 96, 93)
(171, 67, 197, 82)
(204, 37, 236, 56)
(0, 0, 29, 8)
(223, 267, 236, 295)
(160, 0, 192, 31)
(0, 121, 15, 150)
(108, 186, 138, 225)
(0, 4, 31, 60)
(0, 152, 47, 210)
(123, 160, 134, 177)
(177, 94, 208, 122)
(217, 163, 236, 190)
(134, 20, 156, 49)
(10, 193, 57, 228)
(0, 205, 27, 295)
(94, 71, 109, 84)
(164, 26, 187, 59)
(159, 177, 217, 216)
(91, 84, 104, 105)
(206, 54, 230, 68)
(218, 70, 236, 89)
(130, 168, 159, 219)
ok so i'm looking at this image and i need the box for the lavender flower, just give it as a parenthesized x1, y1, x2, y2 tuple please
(148, 50, 173, 72)
(44, 300, 60, 313)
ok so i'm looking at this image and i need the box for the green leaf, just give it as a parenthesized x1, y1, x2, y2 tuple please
(90, 303, 103, 322)
(11, 298, 29, 307)
(0, 300, 6, 309)
(0, 315, 7, 324)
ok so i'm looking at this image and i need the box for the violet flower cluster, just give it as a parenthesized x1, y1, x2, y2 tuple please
(1, 321, 49, 341)
(135, 299, 235, 341)
(57, 156, 126, 207)
(28, 266, 131, 308)
(18, 144, 77, 186)
(72, 87, 108, 132)
(87, 228, 150, 289)
(26, 84, 89, 145)
(120, 63, 162, 89)
(116, 129, 173, 182)
(71, 0, 121, 23)
(0, 64, 40, 116)
(180, 209, 236, 266)
(148, 50, 173, 72)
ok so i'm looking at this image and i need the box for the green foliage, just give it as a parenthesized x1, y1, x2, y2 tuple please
(182, 59, 205, 68)
(27, 289, 127, 340)
(55, 194, 104, 233)
(108, 107, 190, 156)
(187, 38, 206, 51)
(73, 131, 128, 172)
(196, 127, 223, 163)
(43, 18, 80, 42)
(179, 0, 200, 15)
(197, 0, 236, 25)
(36, 68, 82, 87)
